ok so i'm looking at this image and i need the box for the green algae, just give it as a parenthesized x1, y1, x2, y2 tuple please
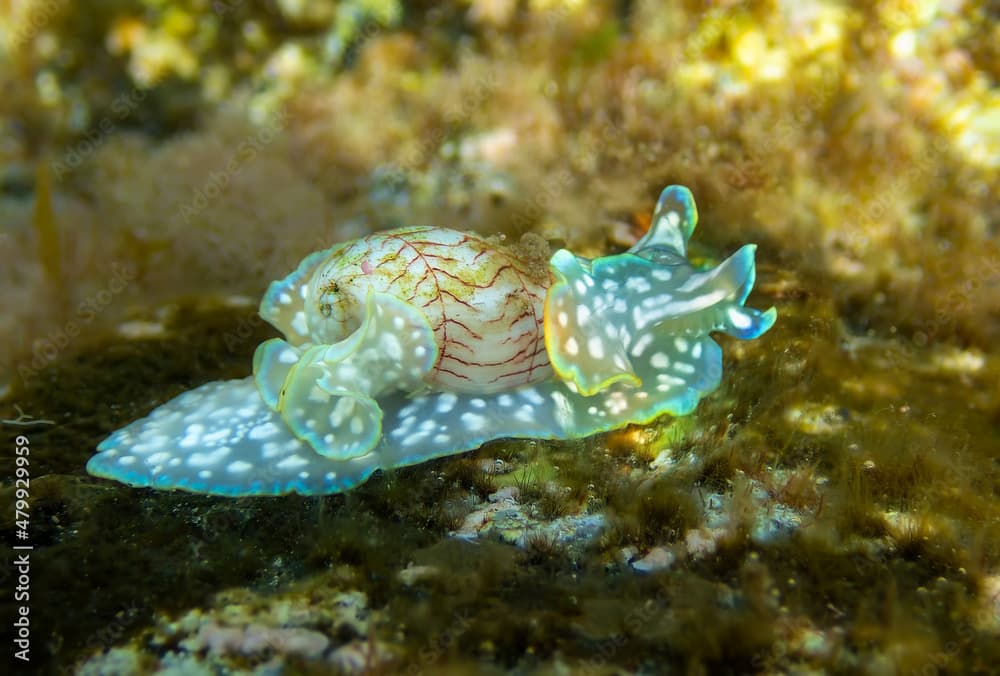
(3, 246, 996, 674)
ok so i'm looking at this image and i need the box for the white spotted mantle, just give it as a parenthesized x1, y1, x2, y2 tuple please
(87, 186, 776, 496)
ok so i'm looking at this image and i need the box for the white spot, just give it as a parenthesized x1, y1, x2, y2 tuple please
(203, 428, 231, 444)
(393, 315, 406, 330)
(198, 470, 212, 480)
(146, 452, 169, 466)
(278, 349, 298, 365)
(118, 456, 136, 466)
(436, 393, 458, 414)
(470, 398, 486, 409)
(381, 334, 403, 360)
(415, 345, 428, 359)
(674, 362, 696, 374)
(625, 277, 652, 293)
(674, 337, 689, 352)
(262, 442, 283, 458)
(514, 405, 534, 423)
(227, 460, 253, 473)
(279, 292, 292, 305)
(602, 279, 618, 291)
(575, 279, 588, 295)
(613, 299, 627, 313)
(433, 433, 451, 445)
(308, 386, 331, 404)
(324, 434, 334, 444)
(691, 342, 703, 359)
(276, 455, 309, 469)
(666, 211, 680, 228)
(650, 352, 670, 369)
(238, 405, 258, 417)
(249, 422, 280, 440)
(550, 391, 574, 431)
(652, 268, 673, 281)
(587, 336, 605, 359)
(728, 307, 752, 329)
(213, 407, 234, 419)
(633, 306, 649, 331)
(291, 311, 308, 336)
(335, 364, 359, 381)
(461, 412, 487, 431)
(605, 391, 629, 415)
(630, 333, 653, 357)
(657, 373, 687, 387)
(521, 388, 544, 405)
(299, 471, 310, 479)
(557, 311, 569, 327)
(577, 305, 591, 324)
(498, 394, 514, 407)
(300, 284, 308, 299)
(188, 447, 231, 468)
(325, 471, 337, 481)
(169, 458, 182, 467)
(564, 336, 579, 356)
(330, 397, 355, 427)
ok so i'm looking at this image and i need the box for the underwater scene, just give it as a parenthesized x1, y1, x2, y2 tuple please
(0, 0, 998, 673)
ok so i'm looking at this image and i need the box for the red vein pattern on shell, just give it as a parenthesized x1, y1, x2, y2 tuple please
(318, 226, 553, 394)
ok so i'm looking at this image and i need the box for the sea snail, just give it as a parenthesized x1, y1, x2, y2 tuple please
(87, 186, 776, 496)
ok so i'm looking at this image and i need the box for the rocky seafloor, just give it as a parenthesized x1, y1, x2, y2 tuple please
(1, 1, 998, 674)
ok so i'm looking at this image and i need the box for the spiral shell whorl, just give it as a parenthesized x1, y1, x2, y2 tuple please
(308, 226, 552, 394)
